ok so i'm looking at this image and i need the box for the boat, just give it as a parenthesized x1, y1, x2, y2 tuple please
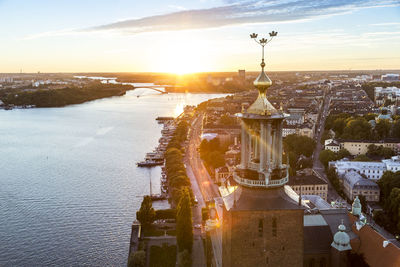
(137, 160, 163, 167)
(150, 194, 167, 201)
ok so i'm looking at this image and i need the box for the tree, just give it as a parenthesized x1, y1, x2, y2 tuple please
(392, 120, 400, 138)
(326, 167, 345, 198)
(177, 250, 192, 267)
(377, 171, 400, 203)
(364, 113, 377, 121)
(169, 175, 191, 188)
(332, 118, 347, 136)
(380, 147, 395, 159)
(342, 118, 372, 140)
(136, 196, 155, 226)
(319, 149, 337, 168)
(367, 144, 395, 159)
(387, 188, 400, 225)
(128, 250, 146, 267)
(375, 119, 391, 139)
(358, 195, 367, 213)
(337, 148, 351, 160)
(320, 130, 332, 145)
(176, 188, 193, 252)
(208, 151, 226, 169)
(353, 154, 371, 162)
(283, 134, 316, 157)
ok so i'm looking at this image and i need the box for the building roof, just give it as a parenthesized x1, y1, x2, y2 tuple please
(337, 138, 400, 144)
(343, 170, 378, 189)
(304, 214, 328, 226)
(302, 195, 332, 210)
(326, 142, 340, 147)
(320, 209, 358, 240)
(349, 214, 400, 267)
(330, 159, 386, 172)
(222, 185, 303, 211)
(288, 175, 327, 186)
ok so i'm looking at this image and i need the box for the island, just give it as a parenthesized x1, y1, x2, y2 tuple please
(0, 81, 133, 108)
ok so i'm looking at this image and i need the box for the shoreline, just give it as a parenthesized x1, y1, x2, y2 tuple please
(0, 90, 231, 110)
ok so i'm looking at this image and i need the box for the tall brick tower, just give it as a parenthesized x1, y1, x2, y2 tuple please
(220, 32, 304, 267)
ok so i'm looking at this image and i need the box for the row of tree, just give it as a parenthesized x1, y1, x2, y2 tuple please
(134, 191, 193, 267)
(319, 148, 351, 168)
(375, 171, 400, 234)
(283, 134, 316, 174)
(165, 120, 193, 264)
(324, 112, 400, 140)
(199, 138, 227, 169)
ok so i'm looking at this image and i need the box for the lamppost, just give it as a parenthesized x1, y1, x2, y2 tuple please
(250, 31, 278, 69)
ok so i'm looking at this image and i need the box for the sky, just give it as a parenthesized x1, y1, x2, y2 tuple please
(0, 0, 399, 73)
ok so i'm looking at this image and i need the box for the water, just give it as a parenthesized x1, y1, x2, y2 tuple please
(0, 89, 226, 266)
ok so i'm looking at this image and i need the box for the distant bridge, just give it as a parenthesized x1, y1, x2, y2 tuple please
(132, 85, 175, 94)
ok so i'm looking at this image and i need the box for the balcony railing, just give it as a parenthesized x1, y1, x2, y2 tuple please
(233, 172, 288, 188)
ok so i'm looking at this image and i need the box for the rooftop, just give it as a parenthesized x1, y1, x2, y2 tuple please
(288, 175, 327, 186)
(222, 185, 303, 211)
(342, 170, 378, 189)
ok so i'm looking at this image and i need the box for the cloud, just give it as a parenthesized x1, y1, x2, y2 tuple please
(370, 22, 400, 26)
(83, 0, 399, 34)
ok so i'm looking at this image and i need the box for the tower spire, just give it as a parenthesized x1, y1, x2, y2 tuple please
(250, 31, 277, 95)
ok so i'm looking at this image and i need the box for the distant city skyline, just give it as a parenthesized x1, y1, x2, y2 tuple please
(1, 0, 400, 73)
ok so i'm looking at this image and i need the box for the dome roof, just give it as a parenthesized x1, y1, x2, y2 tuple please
(245, 68, 279, 116)
(352, 196, 362, 216)
(253, 70, 272, 93)
(331, 223, 352, 251)
(352, 196, 361, 208)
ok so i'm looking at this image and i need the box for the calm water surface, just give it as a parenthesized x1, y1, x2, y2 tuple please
(0, 89, 226, 266)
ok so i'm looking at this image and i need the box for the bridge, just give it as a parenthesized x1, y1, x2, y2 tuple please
(131, 85, 178, 94)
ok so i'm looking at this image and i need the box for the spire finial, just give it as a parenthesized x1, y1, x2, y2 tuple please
(250, 31, 278, 94)
(250, 31, 277, 71)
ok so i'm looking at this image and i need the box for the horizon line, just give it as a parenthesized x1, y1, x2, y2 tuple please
(1, 69, 400, 75)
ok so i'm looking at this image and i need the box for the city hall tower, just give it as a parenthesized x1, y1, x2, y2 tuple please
(221, 32, 304, 267)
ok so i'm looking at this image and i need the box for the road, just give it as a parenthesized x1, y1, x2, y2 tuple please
(185, 113, 222, 267)
(311, 93, 345, 204)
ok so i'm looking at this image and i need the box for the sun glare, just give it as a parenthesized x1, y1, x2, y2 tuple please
(174, 102, 185, 117)
(159, 39, 206, 74)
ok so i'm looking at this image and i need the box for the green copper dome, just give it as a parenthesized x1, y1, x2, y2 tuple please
(331, 223, 352, 251)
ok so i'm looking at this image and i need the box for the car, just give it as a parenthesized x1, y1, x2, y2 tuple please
(194, 224, 202, 229)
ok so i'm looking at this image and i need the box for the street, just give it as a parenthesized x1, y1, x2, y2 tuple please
(185, 113, 221, 267)
(312, 93, 344, 204)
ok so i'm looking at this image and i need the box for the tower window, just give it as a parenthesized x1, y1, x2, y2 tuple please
(258, 219, 263, 237)
(272, 217, 277, 237)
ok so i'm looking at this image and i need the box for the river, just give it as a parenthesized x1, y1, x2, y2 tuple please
(0, 88, 227, 266)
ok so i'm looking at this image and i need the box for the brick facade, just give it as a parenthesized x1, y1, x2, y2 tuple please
(222, 209, 304, 267)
